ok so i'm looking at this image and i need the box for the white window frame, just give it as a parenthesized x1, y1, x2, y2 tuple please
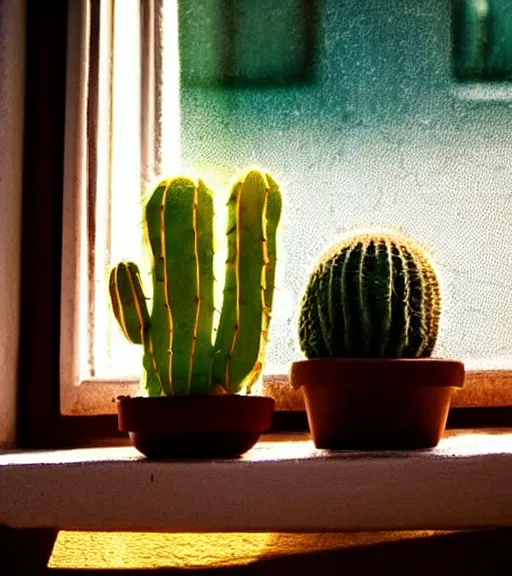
(60, 0, 512, 417)
(60, 0, 140, 415)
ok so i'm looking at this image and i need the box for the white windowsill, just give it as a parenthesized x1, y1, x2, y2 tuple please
(1, 430, 512, 533)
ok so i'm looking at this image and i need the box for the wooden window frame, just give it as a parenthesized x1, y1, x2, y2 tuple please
(16, 0, 512, 450)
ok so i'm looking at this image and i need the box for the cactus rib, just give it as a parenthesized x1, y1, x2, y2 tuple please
(189, 183, 201, 393)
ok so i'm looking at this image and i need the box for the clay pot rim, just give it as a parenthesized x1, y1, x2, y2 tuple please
(290, 357, 465, 390)
(116, 393, 272, 405)
(292, 357, 461, 366)
(117, 393, 275, 435)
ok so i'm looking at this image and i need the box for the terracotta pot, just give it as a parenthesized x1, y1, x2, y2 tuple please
(290, 358, 465, 450)
(117, 395, 274, 459)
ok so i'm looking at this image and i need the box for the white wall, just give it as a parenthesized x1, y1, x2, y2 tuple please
(0, 0, 25, 447)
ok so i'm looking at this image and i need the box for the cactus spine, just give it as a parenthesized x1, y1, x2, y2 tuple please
(298, 230, 440, 359)
(109, 170, 282, 396)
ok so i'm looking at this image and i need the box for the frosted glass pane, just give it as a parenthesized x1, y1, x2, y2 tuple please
(179, 0, 512, 372)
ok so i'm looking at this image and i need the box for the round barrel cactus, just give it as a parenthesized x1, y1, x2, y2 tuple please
(298, 229, 441, 359)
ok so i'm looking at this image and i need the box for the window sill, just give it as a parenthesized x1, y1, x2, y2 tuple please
(452, 81, 512, 102)
(1, 430, 512, 532)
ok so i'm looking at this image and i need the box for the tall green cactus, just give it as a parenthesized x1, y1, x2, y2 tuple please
(298, 229, 441, 359)
(109, 170, 282, 396)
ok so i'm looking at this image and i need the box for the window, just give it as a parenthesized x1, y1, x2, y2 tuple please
(179, 0, 317, 87)
(453, 0, 512, 80)
(61, 0, 512, 417)
(452, 0, 512, 101)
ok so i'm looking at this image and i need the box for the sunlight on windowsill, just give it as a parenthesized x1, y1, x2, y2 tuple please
(3, 430, 512, 467)
(49, 530, 459, 570)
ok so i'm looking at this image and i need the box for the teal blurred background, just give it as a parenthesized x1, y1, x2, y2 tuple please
(177, 0, 512, 372)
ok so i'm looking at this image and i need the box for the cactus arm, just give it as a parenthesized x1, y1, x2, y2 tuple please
(243, 173, 283, 392)
(145, 178, 214, 396)
(108, 262, 164, 396)
(212, 170, 269, 393)
(108, 262, 150, 345)
(211, 179, 245, 392)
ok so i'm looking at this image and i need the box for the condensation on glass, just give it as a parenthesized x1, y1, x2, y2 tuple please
(176, 0, 512, 374)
